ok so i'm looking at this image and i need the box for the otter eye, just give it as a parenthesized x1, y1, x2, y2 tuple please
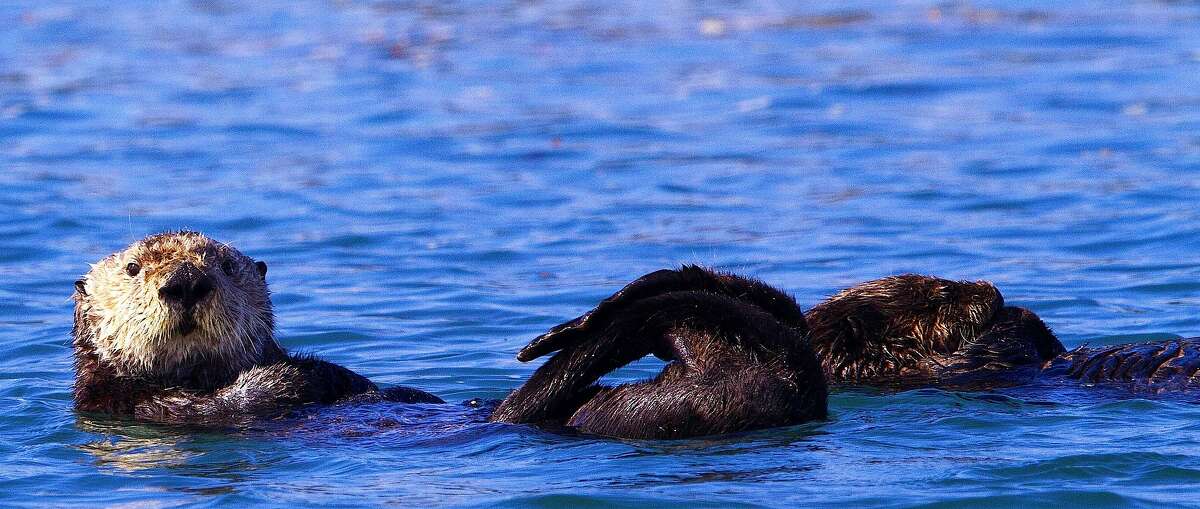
(125, 262, 141, 277)
(221, 260, 235, 276)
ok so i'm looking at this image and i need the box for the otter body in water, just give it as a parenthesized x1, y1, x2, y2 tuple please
(489, 268, 1071, 438)
(804, 274, 1066, 387)
(72, 231, 441, 425)
(494, 268, 1200, 438)
(489, 266, 827, 439)
(803, 275, 1200, 390)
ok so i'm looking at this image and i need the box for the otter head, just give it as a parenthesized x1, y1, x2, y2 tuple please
(73, 231, 278, 387)
(805, 274, 1006, 382)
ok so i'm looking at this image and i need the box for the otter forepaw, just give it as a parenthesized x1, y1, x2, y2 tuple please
(516, 266, 730, 362)
(212, 363, 306, 415)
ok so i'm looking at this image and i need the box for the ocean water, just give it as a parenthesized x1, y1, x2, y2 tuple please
(2, 0, 1200, 507)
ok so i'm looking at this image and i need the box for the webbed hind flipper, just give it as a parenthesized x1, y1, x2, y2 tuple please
(517, 265, 805, 362)
(1061, 339, 1200, 387)
(490, 291, 824, 438)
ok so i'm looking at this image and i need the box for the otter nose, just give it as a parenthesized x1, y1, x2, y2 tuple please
(159, 262, 214, 309)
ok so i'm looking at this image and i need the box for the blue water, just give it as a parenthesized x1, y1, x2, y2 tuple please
(2, 0, 1200, 507)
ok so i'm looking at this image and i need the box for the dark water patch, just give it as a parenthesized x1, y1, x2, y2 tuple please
(1044, 96, 1126, 113)
(969, 452, 1197, 482)
(15, 108, 93, 122)
(905, 491, 1168, 509)
(172, 87, 258, 104)
(1042, 139, 1151, 156)
(360, 109, 419, 125)
(557, 122, 684, 141)
(1079, 333, 1187, 346)
(280, 331, 377, 348)
(483, 493, 768, 509)
(1121, 281, 1200, 294)
(953, 194, 1075, 213)
(222, 123, 321, 139)
(830, 80, 985, 99)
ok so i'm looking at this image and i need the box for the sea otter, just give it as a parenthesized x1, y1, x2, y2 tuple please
(493, 268, 1200, 438)
(804, 274, 1066, 386)
(71, 231, 442, 425)
(489, 266, 827, 439)
(489, 268, 1071, 438)
(804, 276, 1200, 390)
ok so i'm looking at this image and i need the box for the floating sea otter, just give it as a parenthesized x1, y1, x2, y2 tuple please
(492, 267, 1200, 438)
(805, 275, 1200, 389)
(489, 266, 828, 439)
(71, 231, 442, 424)
(804, 274, 1065, 387)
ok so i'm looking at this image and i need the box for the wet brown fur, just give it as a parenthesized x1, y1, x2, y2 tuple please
(804, 275, 1200, 390)
(495, 269, 1200, 439)
(490, 270, 1079, 439)
(804, 274, 1064, 385)
(489, 266, 826, 439)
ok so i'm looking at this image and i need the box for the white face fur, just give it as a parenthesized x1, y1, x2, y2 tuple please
(73, 231, 276, 379)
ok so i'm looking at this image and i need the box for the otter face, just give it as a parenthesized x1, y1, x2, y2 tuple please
(73, 231, 276, 382)
(805, 274, 1006, 382)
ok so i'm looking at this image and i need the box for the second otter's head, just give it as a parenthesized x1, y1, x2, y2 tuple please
(804, 274, 1006, 382)
(73, 231, 278, 385)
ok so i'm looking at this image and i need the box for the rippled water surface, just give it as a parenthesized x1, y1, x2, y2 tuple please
(3, 1, 1200, 507)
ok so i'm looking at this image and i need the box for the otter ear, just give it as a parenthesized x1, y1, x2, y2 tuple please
(255, 261, 268, 278)
(74, 278, 87, 296)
